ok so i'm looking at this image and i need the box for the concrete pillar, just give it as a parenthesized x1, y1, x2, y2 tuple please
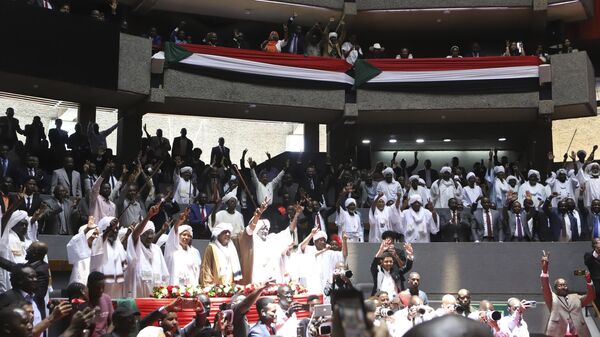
(304, 123, 319, 153)
(117, 108, 142, 163)
(77, 104, 96, 132)
(526, 116, 553, 170)
(327, 124, 359, 167)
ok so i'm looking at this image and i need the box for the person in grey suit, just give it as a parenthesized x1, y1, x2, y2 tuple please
(51, 156, 82, 198)
(472, 197, 507, 242)
(503, 198, 532, 242)
(436, 198, 473, 242)
(248, 298, 278, 337)
(42, 185, 80, 235)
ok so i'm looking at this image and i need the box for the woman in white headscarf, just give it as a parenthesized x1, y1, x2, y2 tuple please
(335, 186, 364, 242)
(399, 195, 438, 243)
(200, 222, 242, 287)
(164, 208, 201, 286)
(126, 204, 169, 297)
(0, 210, 31, 292)
(90, 216, 128, 298)
(368, 192, 402, 243)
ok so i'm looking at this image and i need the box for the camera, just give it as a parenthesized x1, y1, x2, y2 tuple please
(417, 307, 426, 315)
(334, 269, 353, 279)
(455, 304, 466, 314)
(376, 307, 394, 318)
(574, 270, 586, 276)
(318, 323, 332, 335)
(486, 311, 502, 321)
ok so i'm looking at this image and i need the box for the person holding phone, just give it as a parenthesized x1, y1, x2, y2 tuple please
(139, 297, 208, 337)
(541, 251, 595, 337)
(248, 298, 278, 337)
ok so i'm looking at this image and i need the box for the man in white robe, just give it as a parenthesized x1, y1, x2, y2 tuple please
(164, 208, 202, 286)
(172, 166, 197, 206)
(126, 204, 169, 297)
(462, 172, 483, 209)
(368, 193, 401, 243)
(430, 166, 463, 209)
(210, 192, 244, 238)
(578, 162, 600, 207)
(377, 167, 403, 203)
(0, 210, 34, 292)
(518, 170, 547, 210)
(301, 229, 347, 295)
(400, 195, 438, 243)
(66, 221, 99, 284)
(407, 175, 429, 206)
(546, 168, 579, 207)
(90, 216, 127, 298)
(486, 166, 509, 209)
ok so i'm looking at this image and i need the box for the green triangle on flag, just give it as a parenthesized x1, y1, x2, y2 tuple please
(352, 59, 382, 88)
(164, 42, 193, 63)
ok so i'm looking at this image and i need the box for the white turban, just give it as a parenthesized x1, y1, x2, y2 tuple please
(418, 178, 426, 185)
(178, 224, 193, 236)
(313, 230, 328, 242)
(494, 166, 505, 174)
(409, 175, 420, 182)
(408, 194, 422, 205)
(256, 219, 271, 231)
(376, 195, 388, 204)
(98, 216, 116, 233)
(212, 222, 233, 238)
(142, 221, 155, 234)
(587, 163, 600, 176)
(440, 166, 452, 174)
(507, 175, 518, 182)
(137, 326, 166, 337)
(382, 167, 394, 176)
(466, 172, 476, 180)
(345, 198, 357, 207)
(556, 168, 567, 176)
(568, 169, 575, 177)
(222, 192, 237, 204)
(527, 169, 540, 180)
(180, 166, 193, 174)
(329, 32, 338, 39)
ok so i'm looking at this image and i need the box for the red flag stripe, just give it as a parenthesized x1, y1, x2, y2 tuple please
(368, 56, 541, 71)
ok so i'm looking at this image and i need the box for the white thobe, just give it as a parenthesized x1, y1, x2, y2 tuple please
(368, 206, 401, 243)
(66, 230, 92, 284)
(577, 170, 600, 207)
(517, 182, 547, 209)
(430, 179, 462, 209)
(303, 246, 344, 295)
(336, 209, 364, 242)
(126, 237, 169, 298)
(251, 229, 293, 284)
(546, 174, 579, 207)
(376, 180, 403, 202)
(462, 185, 483, 208)
(400, 208, 438, 243)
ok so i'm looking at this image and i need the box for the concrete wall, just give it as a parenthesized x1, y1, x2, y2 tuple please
(356, 0, 533, 10)
(118, 33, 151, 95)
(551, 51, 597, 119)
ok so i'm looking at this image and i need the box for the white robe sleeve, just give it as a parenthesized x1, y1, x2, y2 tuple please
(67, 233, 91, 264)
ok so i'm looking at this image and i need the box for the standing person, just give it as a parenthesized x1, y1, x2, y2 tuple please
(584, 237, 600, 308)
(51, 156, 82, 198)
(87, 121, 120, 156)
(472, 197, 505, 242)
(210, 194, 244, 238)
(44, 185, 79, 235)
(188, 192, 213, 240)
(248, 298, 278, 337)
(462, 172, 483, 209)
(541, 251, 595, 337)
(301, 228, 348, 295)
(23, 116, 46, 155)
(274, 285, 303, 337)
(399, 195, 438, 243)
(370, 242, 413, 300)
(0, 265, 44, 329)
(66, 221, 99, 285)
(200, 222, 242, 287)
(234, 200, 297, 285)
(578, 163, 600, 208)
(48, 119, 68, 153)
(0, 107, 24, 149)
(172, 128, 194, 164)
(126, 204, 169, 297)
(517, 170, 546, 210)
(368, 193, 401, 243)
(210, 137, 230, 167)
(335, 186, 364, 242)
(87, 272, 113, 337)
(430, 167, 463, 209)
(138, 297, 208, 337)
(88, 165, 116, 222)
(377, 167, 402, 203)
(261, 24, 289, 53)
(417, 159, 439, 188)
(164, 208, 202, 286)
(90, 217, 127, 298)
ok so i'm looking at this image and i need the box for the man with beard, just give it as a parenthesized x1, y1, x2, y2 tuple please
(301, 227, 347, 295)
(578, 162, 600, 208)
(377, 167, 402, 204)
(541, 251, 595, 337)
(234, 199, 298, 284)
(517, 170, 546, 210)
(430, 166, 462, 209)
(200, 222, 242, 287)
(90, 217, 127, 298)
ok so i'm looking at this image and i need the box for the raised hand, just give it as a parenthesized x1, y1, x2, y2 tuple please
(404, 242, 413, 256)
(547, 152, 554, 161)
(569, 151, 577, 161)
(541, 250, 549, 273)
(148, 202, 161, 218)
(585, 270, 592, 283)
(166, 297, 184, 312)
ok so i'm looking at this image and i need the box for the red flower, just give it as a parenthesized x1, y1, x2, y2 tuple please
(184, 292, 191, 297)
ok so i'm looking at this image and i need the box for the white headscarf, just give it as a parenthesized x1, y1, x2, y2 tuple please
(345, 198, 357, 208)
(178, 225, 193, 236)
(507, 175, 518, 183)
(313, 230, 328, 242)
(527, 169, 540, 180)
(409, 175, 420, 182)
(409, 194, 422, 206)
(0, 210, 29, 291)
(180, 166, 193, 174)
(494, 166, 505, 174)
(97, 216, 116, 233)
(211, 223, 242, 281)
(382, 167, 394, 176)
(440, 166, 452, 174)
(466, 172, 476, 180)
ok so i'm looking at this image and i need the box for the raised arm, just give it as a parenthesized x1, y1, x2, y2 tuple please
(237, 281, 274, 314)
(132, 202, 161, 244)
(581, 271, 596, 306)
(248, 198, 269, 232)
(540, 251, 553, 310)
(288, 203, 303, 233)
(300, 227, 319, 253)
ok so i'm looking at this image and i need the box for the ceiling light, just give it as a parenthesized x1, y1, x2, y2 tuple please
(362, 139, 371, 144)
(498, 137, 507, 142)
(389, 139, 397, 144)
(416, 139, 425, 143)
(443, 138, 451, 142)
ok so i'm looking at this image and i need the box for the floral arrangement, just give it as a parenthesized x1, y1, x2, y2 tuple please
(151, 282, 307, 299)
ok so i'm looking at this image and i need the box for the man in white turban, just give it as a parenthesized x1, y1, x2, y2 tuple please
(173, 166, 197, 206)
(126, 203, 169, 297)
(377, 167, 403, 203)
(164, 208, 201, 286)
(90, 216, 127, 298)
(200, 222, 242, 287)
(210, 193, 244, 238)
(0, 210, 39, 292)
(335, 186, 364, 242)
(462, 172, 483, 209)
(300, 227, 348, 296)
(485, 165, 510, 209)
(430, 166, 463, 209)
(407, 175, 429, 207)
(518, 169, 546, 209)
(577, 162, 600, 207)
(399, 195, 439, 243)
(369, 192, 402, 243)
(66, 219, 99, 284)
(234, 200, 300, 285)
(546, 168, 579, 208)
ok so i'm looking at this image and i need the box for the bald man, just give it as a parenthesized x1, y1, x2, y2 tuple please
(0, 306, 32, 337)
(0, 241, 49, 312)
(456, 289, 476, 317)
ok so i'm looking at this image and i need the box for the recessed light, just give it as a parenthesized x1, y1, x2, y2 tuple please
(443, 138, 451, 142)
(362, 139, 371, 144)
(416, 139, 425, 143)
(389, 139, 397, 144)
(498, 137, 507, 142)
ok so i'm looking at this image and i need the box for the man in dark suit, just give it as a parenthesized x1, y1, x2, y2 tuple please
(18, 156, 49, 194)
(248, 298, 278, 337)
(503, 199, 533, 242)
(17, 178, 43, 216)
(0, 176, 17, 216)
(582, 199, 600, 239)
(0, 108, 24, 149)
(172, 128, 194, 164)
(585, 238, 600, 309)
(544, 195, 587, 242)
(48, 119, 68, 151)
(0, 263, 46, 324)
(210, 137, 230, 167)
(51, 156, 82, 198)
(284, 25, 305, 54)
(472, 197, 506, 242)
(418, 159, 439, 188)
(437, 198, 472, 242)
(0, 241, 49, 318)
(188, 192, 214, 240)
(0, 144, 19, 180)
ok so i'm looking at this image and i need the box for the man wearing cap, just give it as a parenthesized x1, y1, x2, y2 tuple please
(517, 170, 546, 210)
(210, 192, 244, 238)
(546, 168, 579, 208)
(336, 186, 364, 242)
(377, 167, 403, 204)
(200, 222, 242, 287)
(301, 227, 348, 295)
(462, 172, 483, 209)
(234, 201, 299, 285)
(126, 204, 168, 297)
(578, 162, 600, 208)
(173, 166, 197, 206)
(430, 166, 462, 209)
(100, 306, 139, 337)
(400, 195, 438, 243)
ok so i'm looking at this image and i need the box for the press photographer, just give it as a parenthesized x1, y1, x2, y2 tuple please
(323, 262, 354, 304)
